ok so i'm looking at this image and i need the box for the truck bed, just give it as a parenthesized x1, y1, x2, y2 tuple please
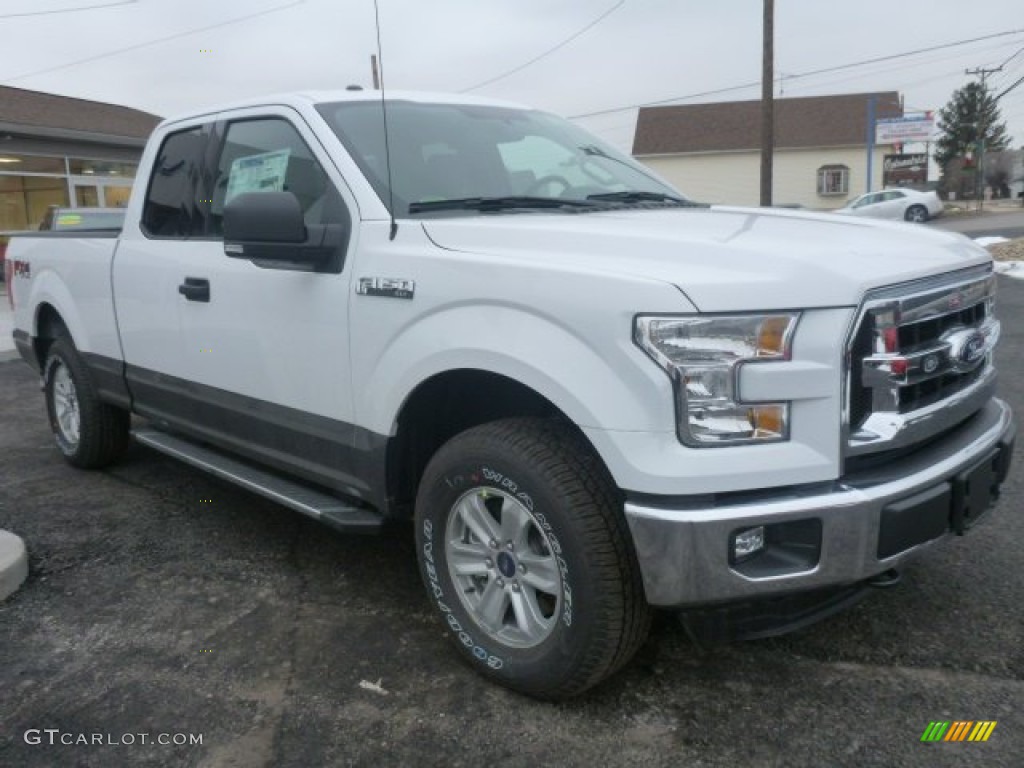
(8, 233, 124, 367)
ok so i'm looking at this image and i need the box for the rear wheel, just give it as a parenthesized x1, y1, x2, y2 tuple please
(43, 337, 129, 468)
(905, 204, 929, 223)
(414, 418, 651, 699)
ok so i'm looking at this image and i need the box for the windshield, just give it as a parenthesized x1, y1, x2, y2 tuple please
(316, 100, 687, 216)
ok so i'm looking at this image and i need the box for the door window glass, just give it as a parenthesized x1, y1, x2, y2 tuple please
(209, 118, 344, 237)
(141, 126, 209, 238)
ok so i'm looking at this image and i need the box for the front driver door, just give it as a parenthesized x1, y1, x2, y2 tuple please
(178, 109, 370, 496)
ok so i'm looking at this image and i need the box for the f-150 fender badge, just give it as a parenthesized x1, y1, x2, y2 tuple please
(357, 277, 415, 299)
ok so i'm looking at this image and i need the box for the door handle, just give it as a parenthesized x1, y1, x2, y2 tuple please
(178, 277, 210, 302)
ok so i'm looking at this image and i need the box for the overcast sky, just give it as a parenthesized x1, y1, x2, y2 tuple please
(2, 0, 1023, 152)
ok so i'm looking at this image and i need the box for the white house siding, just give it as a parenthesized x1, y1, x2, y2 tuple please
(638, 146, 896, 210)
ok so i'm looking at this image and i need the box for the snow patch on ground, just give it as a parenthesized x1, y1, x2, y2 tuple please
(993, 261, 1024, 279)
(974, 236, 1011, 247)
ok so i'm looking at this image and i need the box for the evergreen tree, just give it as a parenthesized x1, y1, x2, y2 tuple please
(933, 81, 1009, 171)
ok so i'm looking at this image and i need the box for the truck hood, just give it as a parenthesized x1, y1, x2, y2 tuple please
(421, 206, 991, 311)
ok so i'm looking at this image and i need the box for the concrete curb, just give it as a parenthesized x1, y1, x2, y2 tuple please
(0, 350, 20, 364)
(0, 529, 28, 601)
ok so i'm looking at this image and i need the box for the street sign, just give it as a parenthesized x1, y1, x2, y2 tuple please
(876, 115, 935, 143)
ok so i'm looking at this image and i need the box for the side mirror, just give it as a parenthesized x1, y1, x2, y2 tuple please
(224, 191, 340, 266)
(225, 191, 305, 244)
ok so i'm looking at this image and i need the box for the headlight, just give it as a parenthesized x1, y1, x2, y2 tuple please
(635, 313, 800, 446)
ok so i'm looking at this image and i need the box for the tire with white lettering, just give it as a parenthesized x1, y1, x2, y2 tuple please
(414, 418, 651, 699)
(43, 337, 129, 469)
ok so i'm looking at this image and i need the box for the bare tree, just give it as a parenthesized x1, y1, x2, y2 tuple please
(983, 150, 1017, 198)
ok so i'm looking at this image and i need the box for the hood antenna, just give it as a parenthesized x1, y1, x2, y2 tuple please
(373, 0, 398, 240)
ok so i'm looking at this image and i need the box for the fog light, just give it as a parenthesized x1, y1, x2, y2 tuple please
(733, 526, 766, 560)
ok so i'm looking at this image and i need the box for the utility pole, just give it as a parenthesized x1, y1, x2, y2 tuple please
(371, 54, 381, 89)
(965, 65, 1001, 210)
(865, 94, 876, 193)
(760, 0, 774, 207)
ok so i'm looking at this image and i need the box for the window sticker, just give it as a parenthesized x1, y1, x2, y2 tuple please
(225, 148, 291, 203)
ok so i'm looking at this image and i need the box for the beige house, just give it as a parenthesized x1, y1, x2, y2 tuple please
(632, 92, 903, 210)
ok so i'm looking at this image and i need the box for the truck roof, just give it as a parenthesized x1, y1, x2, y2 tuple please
(159, 89, 532, 129)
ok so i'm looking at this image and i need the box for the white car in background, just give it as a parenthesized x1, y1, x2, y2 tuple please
(837, 188, 943, 223)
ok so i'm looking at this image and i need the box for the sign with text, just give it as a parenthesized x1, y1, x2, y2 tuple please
(225, 149, 291, 204)
(883, 153, 928, 186)
(876, 115, 935, 144)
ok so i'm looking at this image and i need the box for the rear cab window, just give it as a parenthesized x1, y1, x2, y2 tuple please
(141, 126, 210, 238)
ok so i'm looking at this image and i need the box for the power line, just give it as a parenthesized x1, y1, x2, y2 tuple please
(460, 0, 626, 93)
(583, 45, 982, 132)
(997, 44, 1024, 69)
(0, 0, 136, 19)
(779, 38, 1022, 98)
(2, 0, 305, 84)
(996, 73, 1024, 100)
(569, 27, 1024, 119)
(991, 52, 1024, 91)
(580, 46, 1022, 149)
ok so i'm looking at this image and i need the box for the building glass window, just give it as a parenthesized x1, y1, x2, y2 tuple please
(0, 174, 70, 230)
(817, 165, 849, 196)
(0, 153, 66, 174)
(104, 185, 132, 208)
(0, 152, 140, 230)
(68, 158, 138, 178)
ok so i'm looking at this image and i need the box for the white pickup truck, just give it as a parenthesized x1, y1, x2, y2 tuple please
(6, 90, 1015, 699)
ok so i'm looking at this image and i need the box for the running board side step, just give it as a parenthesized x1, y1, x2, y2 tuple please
(132, 428, 383, 533)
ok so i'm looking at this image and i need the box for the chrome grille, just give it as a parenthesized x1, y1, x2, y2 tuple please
(844, 267, 999, 457)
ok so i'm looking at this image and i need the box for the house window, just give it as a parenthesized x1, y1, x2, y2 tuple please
(817, 165, 849, 196)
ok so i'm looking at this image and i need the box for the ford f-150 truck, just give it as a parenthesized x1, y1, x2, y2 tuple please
(6, 90, 1015, 699)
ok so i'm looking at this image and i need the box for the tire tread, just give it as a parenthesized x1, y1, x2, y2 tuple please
(45, 337, 129, 469)
(422, 417, 652, 699)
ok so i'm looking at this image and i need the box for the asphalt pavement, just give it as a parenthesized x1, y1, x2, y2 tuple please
(931, 206, 1024, 239)
(1, 282, 1023, 768)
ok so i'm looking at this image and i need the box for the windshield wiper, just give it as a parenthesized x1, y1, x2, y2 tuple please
(408, 196, 601, 214)
(586, 191, 703, 206)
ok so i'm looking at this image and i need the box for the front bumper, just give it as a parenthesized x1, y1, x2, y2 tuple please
(625, 398, 1015, 607)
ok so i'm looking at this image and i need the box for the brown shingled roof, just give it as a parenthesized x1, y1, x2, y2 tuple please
(0, 85, 161, 140)
(633, 92, 902, 155)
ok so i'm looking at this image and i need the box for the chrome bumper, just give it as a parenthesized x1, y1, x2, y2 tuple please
(625, 398, 1015, 607)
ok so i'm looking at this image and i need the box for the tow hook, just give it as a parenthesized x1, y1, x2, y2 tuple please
(868, 569, 901, 589)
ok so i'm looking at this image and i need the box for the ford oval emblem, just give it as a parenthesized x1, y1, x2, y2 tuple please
(943, 327, 988, 372)
(961, 332, 987, 365)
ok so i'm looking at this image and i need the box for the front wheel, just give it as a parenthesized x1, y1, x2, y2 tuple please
(43, 337, 129, 468)
(905, 204, 929, 223)
(414, 418, 651, 699)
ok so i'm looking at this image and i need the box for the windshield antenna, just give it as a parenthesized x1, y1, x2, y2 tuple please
(373, 0, 398, 240)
